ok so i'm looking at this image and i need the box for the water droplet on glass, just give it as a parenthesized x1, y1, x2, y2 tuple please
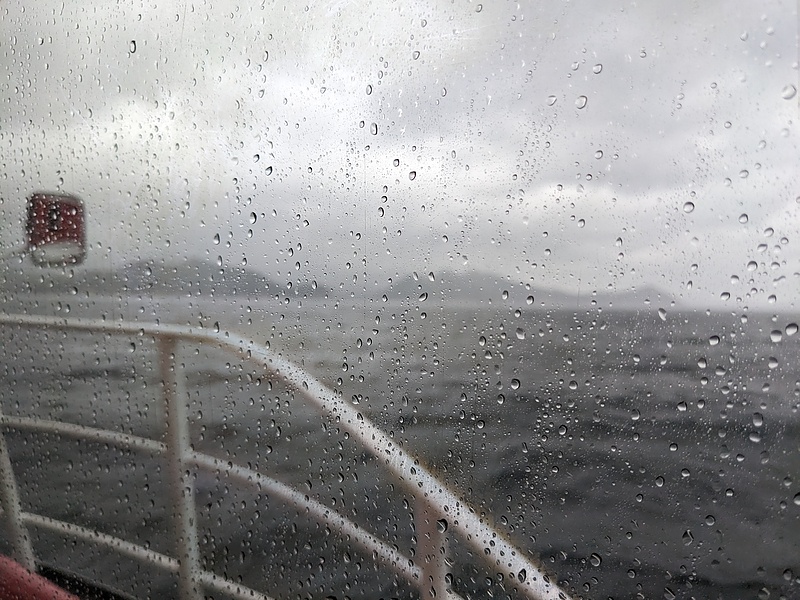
(436, 519, 448, 533)
(265, 166, 273, 175)
(129, 40, 137, 53)
(593, 64, 603, 74)
(547, 95, 557, 106)
(510, 379, 521, 390)
(768, 357, 779, 369)
(575, 95, 588, 109)
(785, 323, 798, 336)
(476, 4, 483, 12)
(739, 169, 749, 178)
(747, 261, 758, 271)
(658, 307, 667, 321)
(781, 84, 797, 100)
(739, 213, 749, 223)
(683, 202, 695, 213)
(589, 553, 602, 567)
(412, 50, 420, 60)
(682, 530, 694, 545)
(526, 295, 534, 305)
(213, 233, 220, 245)
(515, 328, 526, 340)
(709, 335, 720, 346)
(705, 514, 716, 526)
(418, 292, 428, 302)
(249, 212, 257, 224)
(408, 171, 416, 180)
(770, 330, 782, 343)
(366, 84, 373, 95)
(370, 123, 378, 135)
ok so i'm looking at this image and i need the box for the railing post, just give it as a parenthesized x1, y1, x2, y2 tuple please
(414, 495, 451, 599)
(0, 412, 36, 570)
(159, 336, 201, 600)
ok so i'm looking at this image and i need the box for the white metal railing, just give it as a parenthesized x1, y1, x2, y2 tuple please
(0, 313, 575, 600)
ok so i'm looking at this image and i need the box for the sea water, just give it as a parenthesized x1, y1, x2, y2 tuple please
(1, 294, 797, 599)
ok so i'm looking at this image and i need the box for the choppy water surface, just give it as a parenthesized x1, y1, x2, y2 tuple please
(1, 295, 798, 600)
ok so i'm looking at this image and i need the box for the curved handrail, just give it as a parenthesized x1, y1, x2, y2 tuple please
(0, 313, 575, 600)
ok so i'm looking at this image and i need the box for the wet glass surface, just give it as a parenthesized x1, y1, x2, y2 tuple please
(1, 2, 798, 599)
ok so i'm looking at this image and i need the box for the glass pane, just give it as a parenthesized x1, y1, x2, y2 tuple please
(0, 2, 797, 599)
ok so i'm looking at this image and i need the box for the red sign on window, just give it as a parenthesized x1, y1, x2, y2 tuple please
(26, 193, 86, 266)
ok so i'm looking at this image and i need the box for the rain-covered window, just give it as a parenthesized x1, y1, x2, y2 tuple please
(0, 2, 798, 599)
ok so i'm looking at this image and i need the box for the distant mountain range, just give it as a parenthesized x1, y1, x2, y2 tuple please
(0, 259, 326, 300)
(0, 260, 675, 310)
(379, 270, 678, 310)
(122, 259, 324, 299)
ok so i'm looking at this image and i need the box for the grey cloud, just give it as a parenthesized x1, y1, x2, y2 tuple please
(1, 0, 797, 310)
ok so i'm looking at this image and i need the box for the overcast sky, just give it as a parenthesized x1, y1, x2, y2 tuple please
(1, 0, 798, 310)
